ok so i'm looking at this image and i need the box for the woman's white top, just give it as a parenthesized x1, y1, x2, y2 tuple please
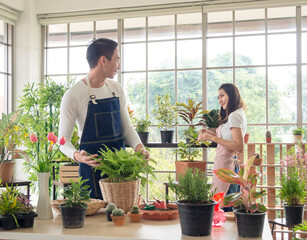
(220, 108, 247, 141)
(58, 79, 141, 160)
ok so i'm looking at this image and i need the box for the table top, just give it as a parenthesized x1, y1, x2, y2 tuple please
(0, 209, 273, 240)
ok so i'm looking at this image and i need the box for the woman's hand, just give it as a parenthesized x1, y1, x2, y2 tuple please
(198, 128, 216, 142)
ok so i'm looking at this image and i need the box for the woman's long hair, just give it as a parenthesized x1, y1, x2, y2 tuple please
(218, 83, 244, 124)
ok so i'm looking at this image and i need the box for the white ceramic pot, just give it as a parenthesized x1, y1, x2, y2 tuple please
(36, 172, 53, 220)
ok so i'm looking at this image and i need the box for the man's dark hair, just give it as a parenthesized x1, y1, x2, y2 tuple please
(86, 38, 118, 69)
(218, 83, 244, 124)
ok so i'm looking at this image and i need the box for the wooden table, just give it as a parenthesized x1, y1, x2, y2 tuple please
(0, 210, 273, 240)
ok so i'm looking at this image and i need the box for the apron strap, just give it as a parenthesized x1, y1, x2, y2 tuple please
(86, 74, 98, 105)
(105, 80, 117, 97)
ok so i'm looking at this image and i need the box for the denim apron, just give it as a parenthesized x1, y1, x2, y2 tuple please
(79, 75, 124, 199)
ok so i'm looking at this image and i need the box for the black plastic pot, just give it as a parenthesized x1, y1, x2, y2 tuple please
(106, 211, 112, 221)
(60, 204, 87, 228)
(0, 215, 17, 230)
(137, 132, 149, 144)
(177, 201, 216, 236)
(284, 204, 304, 227)
(17, 213, 38, 228)
(234, 209, 266, 238)
(161, 130, 173, 143)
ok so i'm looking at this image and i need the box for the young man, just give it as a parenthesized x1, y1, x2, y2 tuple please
(58, 38, 149, 199)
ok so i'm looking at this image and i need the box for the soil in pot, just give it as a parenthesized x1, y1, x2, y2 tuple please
(177, 201, 216, 236)
(60, 205, 86, 228)
(284, 205, 304, 227)
(234, 209, 266, 238)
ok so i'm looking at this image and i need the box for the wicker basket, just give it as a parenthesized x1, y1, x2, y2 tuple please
(51, 198, 106, 216)
(99, 179, 140, 213)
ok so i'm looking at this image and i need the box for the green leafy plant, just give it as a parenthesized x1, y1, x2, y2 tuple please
(95, 147, 156, 186)
(152, 94, 176, 130)
(201, 109, 220, 128)
(0, 110, 27, 163)
(292, 127, 304, 135)
(0, 184, 22, 226)
(280, 146, 307, 206)
(18, 77, 74, 192)
(293, 221, 307, 240)
(62, 177, 91, 209)
(174, 141, 201, 162)
(214, 155, 267, 214)
(168, 168, 214, 203)
(135, 116, 151, 132)
(265, 130, 271, 138)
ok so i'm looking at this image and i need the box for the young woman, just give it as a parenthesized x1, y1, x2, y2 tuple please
(198, 83, 247, 197)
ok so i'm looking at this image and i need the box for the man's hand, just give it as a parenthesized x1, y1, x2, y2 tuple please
(135, 144, 150, 160)
(73, 150, 101, 167)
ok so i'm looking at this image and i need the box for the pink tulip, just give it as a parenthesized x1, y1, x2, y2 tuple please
(59, 136, 66, 145)
(30, 133, 38, 143)
(47, 132, 58, 143)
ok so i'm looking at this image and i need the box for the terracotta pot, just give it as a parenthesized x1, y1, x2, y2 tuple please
(111, 214, 126, 226)
(127, 212, 142, 223)
(266, 137, 271, 143)
(0, 161, 15, 182)
(175, 161, 206, 181)
(244, 133, 250, 144)
(253, 157, 262, 165)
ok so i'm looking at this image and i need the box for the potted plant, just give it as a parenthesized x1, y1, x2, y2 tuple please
(152, 94, 176, 143)
(174, 141, 206, 181)
(135, 116, 151, 144)
(127, 205, 142, 223)
(23, 132, 66, 220)
(244, 133, 250, 144)
(292, 127, 304, 143)
(95, 147, 156, 212)
(17, 193, 37, 228)
(265, 130, 271, 143)
(105, 203, 117, 221)
(214, 155, 267, 238)
(60, 177, 91, 228)
(0, 110, 27, 183)
(168, 168, 216, 236)
(253, 153, 262, 165)
(280, 145, 307, 227)
(0, 184, 22, 230)
(175, 98, 205, 142)
(201, 109, 220, 133)
(111, 208, 126, 226)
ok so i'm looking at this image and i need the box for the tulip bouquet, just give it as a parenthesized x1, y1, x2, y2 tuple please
(24, 132, 66, 173)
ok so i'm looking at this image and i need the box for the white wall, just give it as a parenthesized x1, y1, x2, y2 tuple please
(34, 0, 194, 14)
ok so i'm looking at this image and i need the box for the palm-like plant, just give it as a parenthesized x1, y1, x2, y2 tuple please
(214, 155, 267, 214)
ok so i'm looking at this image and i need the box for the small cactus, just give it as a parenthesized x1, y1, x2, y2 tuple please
(266, 130, 271, 138)
(106, 203, 117, 213)
(130, 205, 140, 214)
(112, 208, 125, 216)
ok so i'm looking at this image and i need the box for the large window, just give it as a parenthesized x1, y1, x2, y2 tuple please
(43, 5, 307, 201)
(0, 20, 13, 115)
